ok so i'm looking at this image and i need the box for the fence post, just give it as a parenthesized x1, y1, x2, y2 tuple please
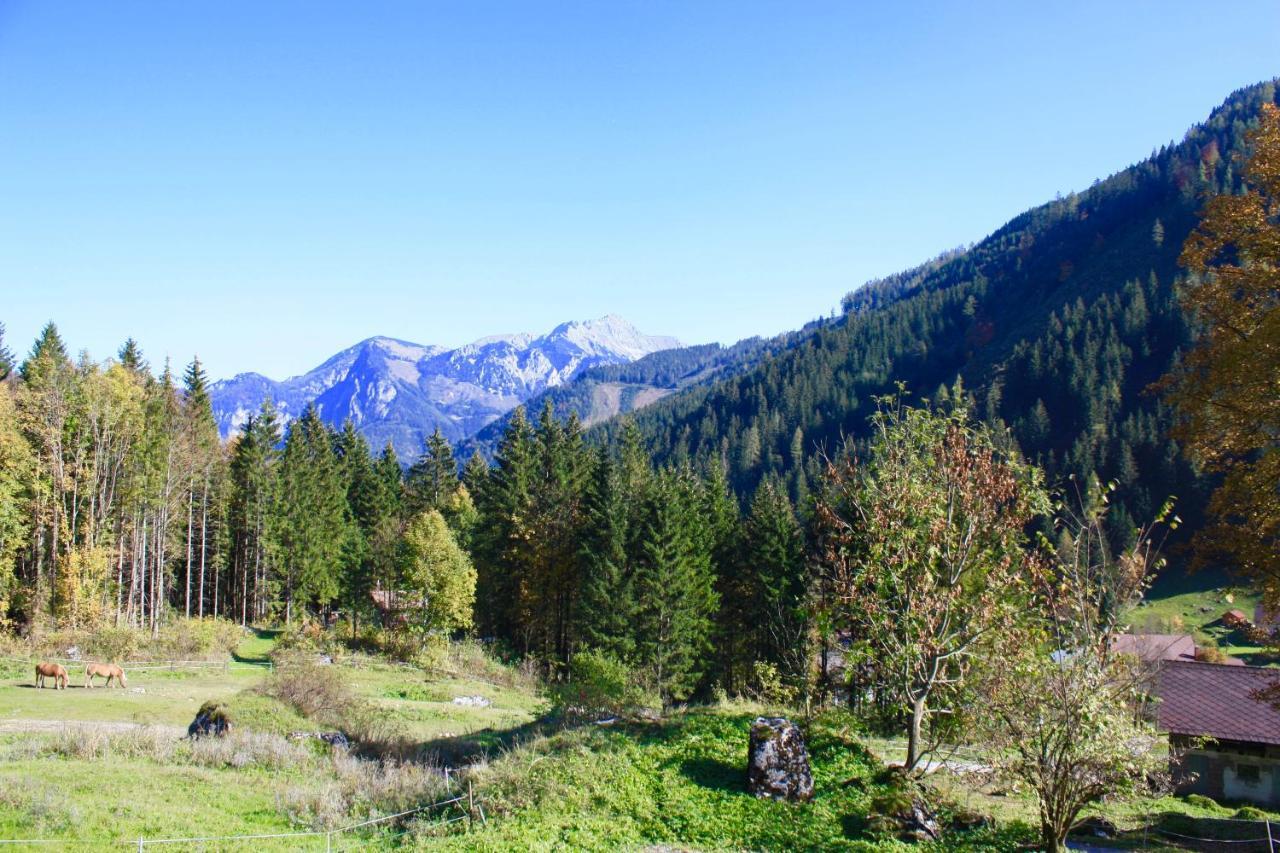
(468, 780, 474, 827)
(326, 831, 332, 852)
(1267, 818, 1275, 853)
(137, 836, 144, 852)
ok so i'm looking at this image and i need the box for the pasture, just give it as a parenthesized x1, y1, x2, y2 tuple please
(0, 631, 544, 848)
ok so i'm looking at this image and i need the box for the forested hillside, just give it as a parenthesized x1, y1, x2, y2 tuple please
(600, 81, 1279, 557)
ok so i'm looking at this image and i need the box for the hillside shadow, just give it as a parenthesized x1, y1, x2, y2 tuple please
(410, 715, 563, 767)
(679, 756, 743, 793)
(232, 627, 280, 665)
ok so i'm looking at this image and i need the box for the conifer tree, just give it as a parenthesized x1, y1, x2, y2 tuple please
(633, 470, 718, 703)
(117, 338, 146, 373)
(472, 406, 537, 643)
(0, 322, 13, 381)
(578, 446, 638, 661)
(742, 476, 809, 690)
(276, 405, 351, 622)
(406, 427, 459, 516)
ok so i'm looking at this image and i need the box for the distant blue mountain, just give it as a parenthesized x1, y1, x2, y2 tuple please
(210, 315, 681, 462)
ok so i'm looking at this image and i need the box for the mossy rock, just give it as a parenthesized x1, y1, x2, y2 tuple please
(1184, 793, 1219, 810)
(1233, 806, 1269, 821)
(870, 790, 915, 817)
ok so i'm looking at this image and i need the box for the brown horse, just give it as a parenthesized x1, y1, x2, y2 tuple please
(35, 662, 67, 690)
(85, 662, 127, 689)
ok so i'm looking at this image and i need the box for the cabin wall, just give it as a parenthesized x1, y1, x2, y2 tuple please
(1171, 736, 1280, 806)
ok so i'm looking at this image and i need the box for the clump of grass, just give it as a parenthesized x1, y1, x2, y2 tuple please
(189, 729, 312, 770)
(0, 781, 79, 832)
(29, 724, 311, 770)
(44, 725, 179, 762)
(276, 751, 451, 830)
(438, 639, 541, 694)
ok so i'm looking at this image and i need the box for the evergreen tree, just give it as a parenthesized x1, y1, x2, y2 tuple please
(741, 477, 809, 691)
(276, 405, 351, 621)
(0, 322, 13, 381)
(117, 338, 146, 373)
(472, 406, 537, 643)
(633, 471, 718, 703)
(578, 446, 639, 661)
(405, 427, 459, 516)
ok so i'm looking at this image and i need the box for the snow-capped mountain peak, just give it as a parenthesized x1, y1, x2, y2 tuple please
(210, 316, 680, 461)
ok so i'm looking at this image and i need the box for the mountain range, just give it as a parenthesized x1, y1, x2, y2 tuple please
(210, 315, 680, 461)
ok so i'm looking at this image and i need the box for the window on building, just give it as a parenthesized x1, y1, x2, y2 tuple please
(1236, 763, 1262, 785)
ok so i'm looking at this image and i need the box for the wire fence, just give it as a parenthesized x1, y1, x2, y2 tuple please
(1, 655, 271, 674)
(0, 786, 483, 850)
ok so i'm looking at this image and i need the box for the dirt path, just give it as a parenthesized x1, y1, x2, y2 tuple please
(0, 718, 185, 736)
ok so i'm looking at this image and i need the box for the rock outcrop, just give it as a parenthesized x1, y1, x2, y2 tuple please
(746, 717, 814, 802)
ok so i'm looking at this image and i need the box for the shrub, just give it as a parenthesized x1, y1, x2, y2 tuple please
(555, 650, 655, 718)
(1195, 645, 1229, 664)
(260, 654, 361, 723)
(154, 617, 242, 660)
(749, 660, 798, 706)
(259, 654, 405, 750)
(87, 625, 142, 662)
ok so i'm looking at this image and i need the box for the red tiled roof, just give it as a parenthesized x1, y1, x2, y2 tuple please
(1157, 661, 1280, 745)
(1111, 633, 1197, 663)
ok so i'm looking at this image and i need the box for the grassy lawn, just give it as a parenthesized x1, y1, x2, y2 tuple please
(0, 749, 309, 849)
(430, 709, 1032, 851)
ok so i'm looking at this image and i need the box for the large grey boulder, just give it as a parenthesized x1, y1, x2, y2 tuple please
(746, 716, 814, 802)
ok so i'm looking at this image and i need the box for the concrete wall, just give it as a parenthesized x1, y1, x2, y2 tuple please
(1173, 742, 1280, 806)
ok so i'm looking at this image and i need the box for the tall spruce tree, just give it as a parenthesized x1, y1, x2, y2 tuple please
(406, 428, 459, 516)
(276, 405, 351, 622)
(633, 470, 718, 703)
(741, 476, 809, 691)
(472, 406, 537, 644)
(578, 446, 639, 661)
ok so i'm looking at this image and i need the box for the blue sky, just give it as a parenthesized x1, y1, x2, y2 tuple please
(1, 2, 1276, 380)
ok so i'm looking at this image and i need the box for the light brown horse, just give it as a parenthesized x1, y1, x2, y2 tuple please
(35, 662, 67, 690)
(84, 662, 127, 689)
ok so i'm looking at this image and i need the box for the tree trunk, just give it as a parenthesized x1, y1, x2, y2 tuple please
(198, 478, 208, 618)
(185, 484, 193, 618)
(906, 694, 928, 773)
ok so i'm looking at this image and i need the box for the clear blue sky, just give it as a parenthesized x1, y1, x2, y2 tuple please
(1, 1, 1276, 380)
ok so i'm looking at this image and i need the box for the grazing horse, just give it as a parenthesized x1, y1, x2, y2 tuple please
(85, 662, 127, 689)
(35, 662, 67, 690)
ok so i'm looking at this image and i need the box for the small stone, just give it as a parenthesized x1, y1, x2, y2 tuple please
(452, 695, 491, 707)
(1073, 815, 1117, 839)
(65, 646, 81, 661)
(746, 717, 814, 803)
(129, 687, 146, 695)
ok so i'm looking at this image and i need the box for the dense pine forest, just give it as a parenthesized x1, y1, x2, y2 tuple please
(588, 81, 1279, 561)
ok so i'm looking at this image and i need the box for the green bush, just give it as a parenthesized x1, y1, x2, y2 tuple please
(155, 617, 242, 660)
(555, 650, 655, 718)
(86, 625, 141, 662)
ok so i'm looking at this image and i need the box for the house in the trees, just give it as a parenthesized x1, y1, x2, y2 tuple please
(1159, 661, 1280, 806)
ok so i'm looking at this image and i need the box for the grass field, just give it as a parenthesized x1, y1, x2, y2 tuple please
(1, 617, 1275, 850)
(0, 630, 542, 848)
